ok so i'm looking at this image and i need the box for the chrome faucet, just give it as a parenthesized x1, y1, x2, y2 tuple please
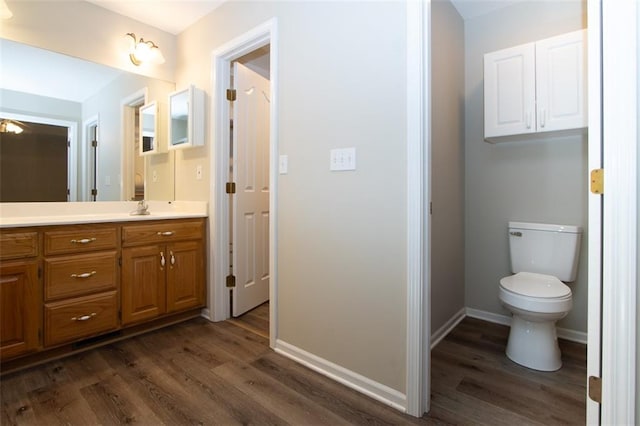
(131, 199, 150, 215)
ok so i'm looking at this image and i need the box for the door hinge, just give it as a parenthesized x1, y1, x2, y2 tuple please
(226, 89, 237, 102)
(226, 182, 236, 194)
(67, 140, 71, 148)
(590, 168, 604, 194)
(226, 274, 236, 288)
(91, 189, 98, 196)
(92, 140, 98, 148)
(588, 376, 602, 404)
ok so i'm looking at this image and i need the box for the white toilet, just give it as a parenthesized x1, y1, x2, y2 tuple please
(498, 221, 582, 371)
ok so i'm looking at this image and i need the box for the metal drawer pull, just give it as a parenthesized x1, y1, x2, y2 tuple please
(70, 237, 96, 244)
(71, 271, 97, 279)
(71, 313, 96, 321)
(157, 231, 174, 237)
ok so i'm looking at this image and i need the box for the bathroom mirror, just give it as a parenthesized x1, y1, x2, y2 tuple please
(0, 38, 176, 202)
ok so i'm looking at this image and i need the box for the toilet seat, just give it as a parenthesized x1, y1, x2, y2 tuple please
(500, 272, 570, 298)
(499, 272, 572, 315)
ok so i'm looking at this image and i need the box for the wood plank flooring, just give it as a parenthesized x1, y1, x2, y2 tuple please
(1, 304, 586, 425)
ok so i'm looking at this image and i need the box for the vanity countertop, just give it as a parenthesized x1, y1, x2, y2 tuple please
(0, 201, 208, 228)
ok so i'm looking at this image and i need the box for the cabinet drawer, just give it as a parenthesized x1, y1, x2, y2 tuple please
(0, 232, 38, 260)
(45, 251, 117, 301)
(122, 219, 204, 246)
(45, 226, 117, 255)
(44, 291, 118, 347)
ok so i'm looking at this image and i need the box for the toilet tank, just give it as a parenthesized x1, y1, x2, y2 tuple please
(508, 221, 583, 282)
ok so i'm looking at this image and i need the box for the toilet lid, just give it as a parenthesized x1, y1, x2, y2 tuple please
(500, 272, 571, 298)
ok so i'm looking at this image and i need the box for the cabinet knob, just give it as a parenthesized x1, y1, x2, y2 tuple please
(160, 251, 166, 267)
(170, 251, 175, 266)
(70, 271, 97, 279)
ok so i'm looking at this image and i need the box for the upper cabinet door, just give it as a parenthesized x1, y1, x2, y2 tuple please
(535, 29, 587, 133)
(484, 43, 536, 139)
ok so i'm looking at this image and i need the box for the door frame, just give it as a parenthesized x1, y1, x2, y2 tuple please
(586, 0, 602, 423)
(598, 0, 638, 423)
(208, 18, 279, 347)
(121, 88, 148, 201)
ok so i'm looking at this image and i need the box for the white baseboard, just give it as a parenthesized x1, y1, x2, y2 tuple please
(274, 339, 407, 413)
(465, 307, 588, 345)
(430, 308, 466, 349)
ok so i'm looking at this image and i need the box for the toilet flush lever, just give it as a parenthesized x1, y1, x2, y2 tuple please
(510, 231, 523, 237)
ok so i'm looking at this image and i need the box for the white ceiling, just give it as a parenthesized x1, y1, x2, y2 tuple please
(84, 0, 524, 33)
(449, 0, 527, 20)
(86, 0, 225, 35)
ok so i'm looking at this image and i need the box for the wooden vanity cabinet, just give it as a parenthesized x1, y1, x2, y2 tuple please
(121, 219, 205, 326)
(0, 231, 40, 360)
(0, 217, 206, 370)
(42, 224, 119, 347)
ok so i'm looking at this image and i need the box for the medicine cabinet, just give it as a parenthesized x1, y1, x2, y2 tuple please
(169, 85, 205, 149)
(484, 29, 587, 143)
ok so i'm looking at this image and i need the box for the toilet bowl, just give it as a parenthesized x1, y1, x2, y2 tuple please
(499, 272, 572, 371)
(499, 221, 582, 372)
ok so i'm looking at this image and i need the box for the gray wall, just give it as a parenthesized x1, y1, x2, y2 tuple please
(430, 0, 465, 334)
(177, 1, 408, 392)
(464, 1, 588, 333)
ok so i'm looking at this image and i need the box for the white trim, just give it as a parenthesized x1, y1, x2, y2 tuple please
(208, 19, 279, 350)
(430, 308, 465, 350)
(82, 115, 99, 202)
(601, 0, 638, 424)
(274, 339, 407, 413)
(405, 0, 429, 418)
(0, 111, 78, 201)
(466, 307, 588, 344)
(120, 88, 148, 202)
(586, 0, 602, 424)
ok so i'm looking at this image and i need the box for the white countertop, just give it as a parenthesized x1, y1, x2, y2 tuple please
(0, 201, 208, 228)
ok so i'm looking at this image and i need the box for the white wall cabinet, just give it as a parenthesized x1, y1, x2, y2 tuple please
(484, 29, 586, 142)
(168, 85, 205, 149)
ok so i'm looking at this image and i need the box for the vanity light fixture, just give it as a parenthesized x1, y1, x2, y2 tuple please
(124, 33, 165, 66)
(0, 119, 24, 134)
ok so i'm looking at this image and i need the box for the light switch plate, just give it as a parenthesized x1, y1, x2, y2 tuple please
(330, 147, 356, 171)
(279, 155, 288, 174)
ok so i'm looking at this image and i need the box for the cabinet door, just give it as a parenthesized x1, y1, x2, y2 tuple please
(122, 245, 166, 325)
(484, 43, 536, 139)
(166, 240, 204, 313)
(535, 29, 587, 133)
(0, 260, 39, 359)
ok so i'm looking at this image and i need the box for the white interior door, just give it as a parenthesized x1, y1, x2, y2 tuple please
(232, 62, 270, 317)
